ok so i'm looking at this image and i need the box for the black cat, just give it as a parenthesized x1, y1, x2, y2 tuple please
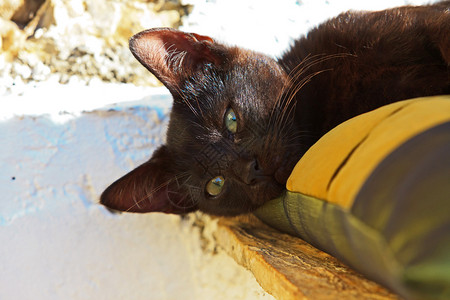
(101, 1, 450, 216)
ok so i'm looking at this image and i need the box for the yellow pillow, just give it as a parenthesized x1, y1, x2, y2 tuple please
(288, 96, 450, 208)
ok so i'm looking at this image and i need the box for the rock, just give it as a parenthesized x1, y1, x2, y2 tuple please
(11, 0, 46, 28)
(0, 0, 24, 20)
(0, 17, 27, 58)
(0, 0, 191, 88)
(13, 62, 32, 79)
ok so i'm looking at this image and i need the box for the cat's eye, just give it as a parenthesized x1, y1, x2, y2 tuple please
(206, 176, 225, 196)
(224, 108, 237, 133)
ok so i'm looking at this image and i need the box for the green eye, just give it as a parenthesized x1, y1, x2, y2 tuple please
(206, 176, 225, 196)
(225, 108, 237, 133)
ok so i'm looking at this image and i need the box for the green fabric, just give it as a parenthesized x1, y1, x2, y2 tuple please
(256, 192, 409, 297)
(255, 121, 450, 300)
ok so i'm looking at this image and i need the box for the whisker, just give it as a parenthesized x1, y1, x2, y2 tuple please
(269, 53, 319, 124)
(279, 68, 333, 129)
(271, 53, 354, 132)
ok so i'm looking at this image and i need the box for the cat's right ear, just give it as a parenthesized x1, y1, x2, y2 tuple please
(129, 27, 226, 94)
(100, 146, 198, 214)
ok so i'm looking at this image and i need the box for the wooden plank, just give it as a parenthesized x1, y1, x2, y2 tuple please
(213, 215, 400, 300)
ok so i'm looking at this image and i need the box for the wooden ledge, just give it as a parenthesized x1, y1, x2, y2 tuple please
(213, 215, 399, 300)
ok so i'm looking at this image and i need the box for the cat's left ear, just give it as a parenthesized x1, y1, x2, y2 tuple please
(129, 27, 226, 94)
(100, 146, 198, 214)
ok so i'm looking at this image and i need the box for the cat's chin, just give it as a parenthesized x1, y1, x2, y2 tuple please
(274, 166, 292, 186)
(250, 179, 284, 205)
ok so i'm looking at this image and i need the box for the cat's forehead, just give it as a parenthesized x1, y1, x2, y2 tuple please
(230, 48, 287, 81)
(226, 52, 288, 108)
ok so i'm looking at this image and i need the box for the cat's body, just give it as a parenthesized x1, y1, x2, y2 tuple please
(283, 2, 450, 143)
(101, 2, 449, 216)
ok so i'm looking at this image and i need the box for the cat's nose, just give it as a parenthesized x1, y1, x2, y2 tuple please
(233, 158, 266, 185)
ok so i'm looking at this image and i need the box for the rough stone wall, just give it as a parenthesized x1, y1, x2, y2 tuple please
(0, 0, 190, 87)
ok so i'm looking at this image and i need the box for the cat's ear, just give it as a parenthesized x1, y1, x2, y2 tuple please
(100, 146, 198, 214)
(129, 27, 225, 93)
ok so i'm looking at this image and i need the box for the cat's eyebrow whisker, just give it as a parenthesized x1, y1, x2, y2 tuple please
(268, 53, 318, 124)
(286, 53, 350, 92)
(265, 59, 337, 157)
(275, 71, 316, 128)
(269, 53, 343, 128)
(287, 68, 331, 107)
(280, 54, 328, 102)
(287, 131, 316, 140)
(276, 62, 337, 130)
(279, 53, 354, 111)
(281, 69, 334, 130)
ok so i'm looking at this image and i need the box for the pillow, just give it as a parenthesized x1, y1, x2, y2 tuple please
(255, 96, 450, 300)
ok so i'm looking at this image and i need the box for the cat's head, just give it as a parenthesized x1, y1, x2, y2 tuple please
(100, 28, 301, 216)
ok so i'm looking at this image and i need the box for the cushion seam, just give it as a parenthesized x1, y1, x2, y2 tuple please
(325, 103, 412, 193)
